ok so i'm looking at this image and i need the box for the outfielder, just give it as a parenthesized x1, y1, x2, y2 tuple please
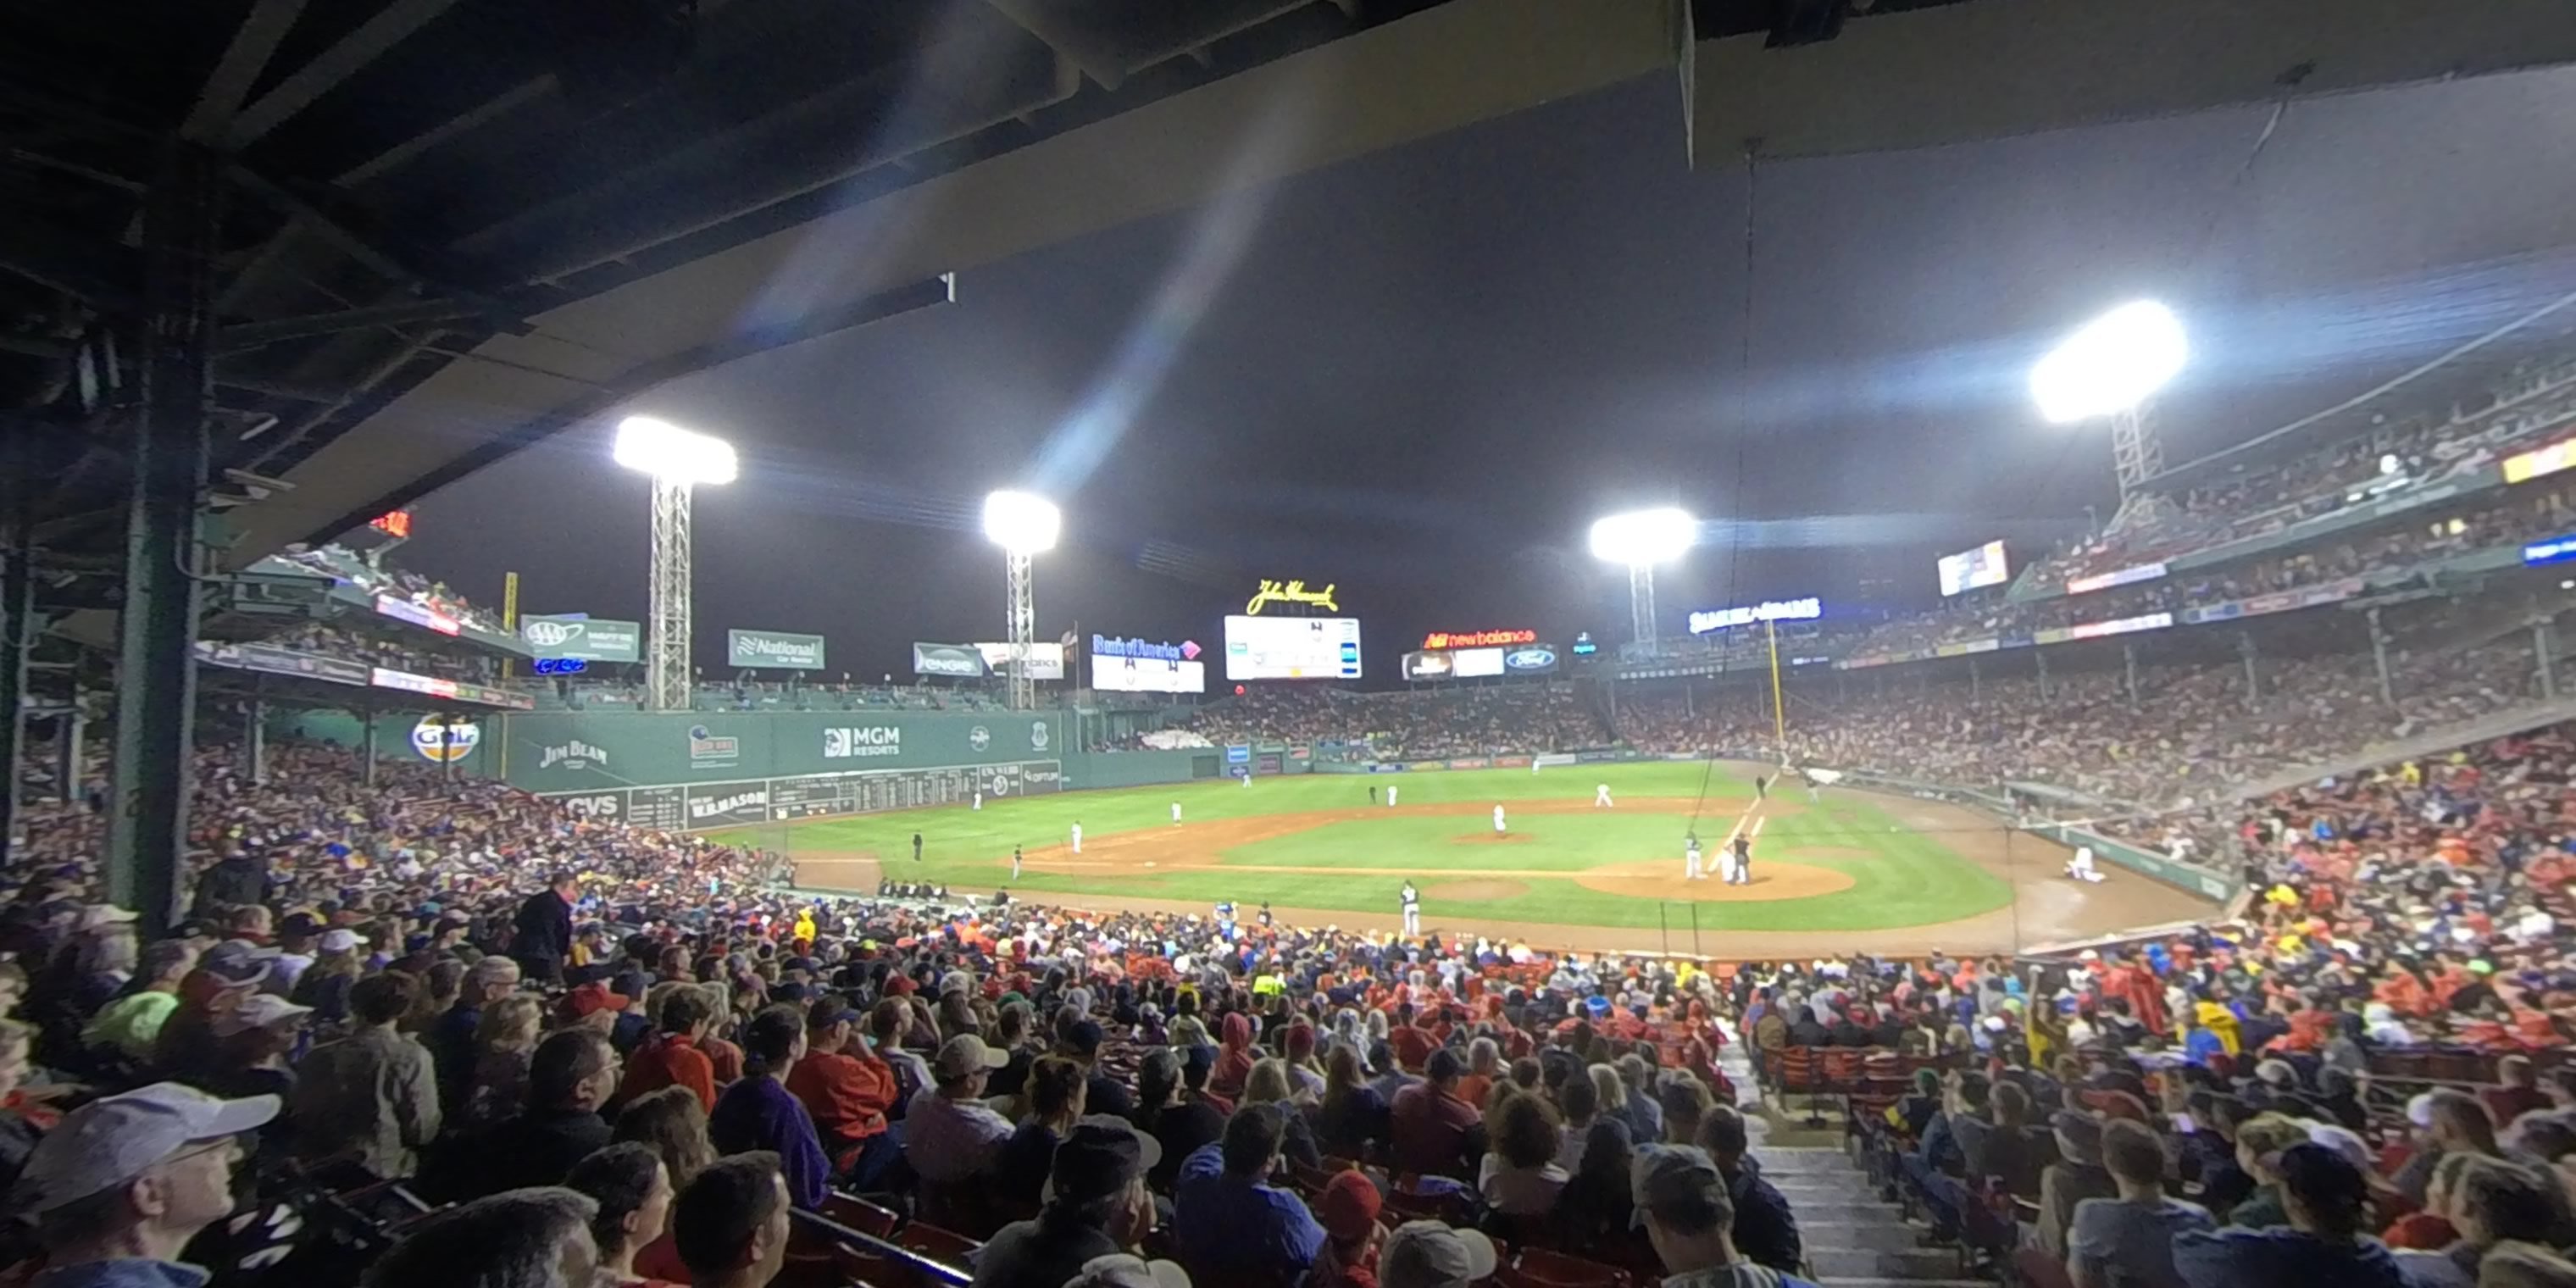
(1685, 834, 1704, 880)
(972, 791, 982, 811)
(1595, 782, 1614, 808)
(1070, 822, 1083, 854)
(1728, 833, 1753, 886)
(2065, 845, 2105, 883)
(1171, 802, 1183, 825)
(1492, 804, 1507, 834)
(1241, 770, 1251, 789)
(1399, 879, 1421, 935)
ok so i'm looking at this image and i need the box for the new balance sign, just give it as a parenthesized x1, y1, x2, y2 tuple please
(824, 726, 902, 758)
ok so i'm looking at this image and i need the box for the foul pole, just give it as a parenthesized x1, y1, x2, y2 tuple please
(1766, 618, 1787, 764)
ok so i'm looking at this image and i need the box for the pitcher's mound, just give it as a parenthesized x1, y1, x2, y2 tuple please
(1574, 860, 1855, 902)
(1448, 832, 1528, 846)
(1425, 879, 1529, 902)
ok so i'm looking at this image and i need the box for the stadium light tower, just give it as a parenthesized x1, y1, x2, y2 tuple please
(1588, 508, 1696, 647)
(2030, 300, 2187, 498)
(613, 415, 737, 711)
(982, 490, 1061, 712)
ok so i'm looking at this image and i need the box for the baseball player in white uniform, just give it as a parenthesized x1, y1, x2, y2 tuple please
(1241, 770, 1251, 788)
(1171, 802, 1182, 825)
(2066, 845, 2104, 882)
(1386, 786, 1397, 807)
(1400, 880, 1421, 935)
(1070, 822, 1083, 854)
(1595, 782, 1613, 808)
(1685, 835, 1704, 880)
(1717, 836, 1740, 885)
(1492, 804, 1507, 834)
(972, 791, 982, 811)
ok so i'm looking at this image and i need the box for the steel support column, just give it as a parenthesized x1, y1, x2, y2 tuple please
(2239, 631, 2259, 705)
(247, 689, 267, 785)
(1002, 550, 1035, 712)
(2109, 402, 2165, 499)
(2122, 643, 2140, 712)
(57, 713, 84, 806)
(1625, 563, 1657, 647)
(108, 144, 219, 934)
(362, 705, 378, 786)
(644, 478, 694, 710)
(2535, 620, 2557, 702)
(2368, 608, 2396, 708)
(1968, 658, 1979, 702)
(2035, 650, 2050, 701)
(0, 436, 36, 852)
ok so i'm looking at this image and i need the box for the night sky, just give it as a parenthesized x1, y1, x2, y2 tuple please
(397, 65, 2576, 686)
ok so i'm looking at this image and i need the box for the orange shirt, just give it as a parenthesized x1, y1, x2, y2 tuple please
(786, 1047, 900, 1171)
(619, 1034, 716, 1113)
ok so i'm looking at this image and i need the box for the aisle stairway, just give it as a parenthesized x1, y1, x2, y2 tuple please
(1754, 1145, 1989, 1288)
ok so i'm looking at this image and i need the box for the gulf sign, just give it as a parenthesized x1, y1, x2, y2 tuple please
(1421, 629, 1537, 649)
(409, 716, 480, 763)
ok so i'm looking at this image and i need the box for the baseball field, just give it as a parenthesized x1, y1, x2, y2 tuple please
(713, 761, 2221, 955)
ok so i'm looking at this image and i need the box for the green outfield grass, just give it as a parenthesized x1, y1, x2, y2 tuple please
(708, 763, 2015, 931)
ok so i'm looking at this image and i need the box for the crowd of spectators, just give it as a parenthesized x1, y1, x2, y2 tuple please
(2016, 354, 2576, 593)
(1835, 479, 2576, 662)
(269, 544, 510, 638)
(0, 730, 1818, 1288)
(1182, 685, 1608, 760)
(1620, 632, 2541, 809)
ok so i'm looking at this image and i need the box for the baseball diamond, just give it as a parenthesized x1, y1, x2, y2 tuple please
(717, 759, 2221, 956)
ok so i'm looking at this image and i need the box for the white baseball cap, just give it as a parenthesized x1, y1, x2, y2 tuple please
(15, 1083, 275, 1212)
(213, 994, 314, 1038)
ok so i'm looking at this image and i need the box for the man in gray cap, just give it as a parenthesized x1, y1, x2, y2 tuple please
(902, 1033, 1014, 1186)
(1632, 1145, 1822, 1288)
(1378, 1220, 1500, 1288)
(14, 1081, 278, 1286)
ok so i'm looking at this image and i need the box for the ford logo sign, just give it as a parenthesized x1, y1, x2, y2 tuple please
(1504, 647, 1557, 671)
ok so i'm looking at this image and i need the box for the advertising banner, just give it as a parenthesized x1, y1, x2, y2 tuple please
(1224, 614, 1363, 680)
(1420, 629, 1536, 648)
(1091, 655, 1204, 693)
(1687, 598, 1821, 634)
(1255, 753, 1283, 774)
(369, 667, 536, 710)
(194, 641, 373, 687)
(1936, 539, 2011, 597)
(1452, 647, 1505, 678)
(1502, 645, 1558, 674)
(408, 715, 481, 763)
(521, 614, 642, 663)
(500, 710, 1066, 793)
(1401, 651, 1452, 681)
(729, 629, 826, 669)
(2063, 562, 2167, 596)
(1225, 745, 1251, 764)
(911, 643, 987, 678)
(373, 594, 460, 636)
(974, 641, 1064, 680)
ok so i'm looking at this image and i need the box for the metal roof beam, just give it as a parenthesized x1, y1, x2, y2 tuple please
(224, 0, 462, 149)
(183, 0, 312, 143)
(218, 298, 486, 353)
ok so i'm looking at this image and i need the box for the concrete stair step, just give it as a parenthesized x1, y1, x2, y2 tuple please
(1788, 1200, 1906, 1223)
(1771, 1180, 1884, 1202)
(1810, 1248, 1975, 1280)
(1753, 1148, 1862, 1177)
(1803, 1223, 1933, 1252)
(1816, 1279, 1993, 1288)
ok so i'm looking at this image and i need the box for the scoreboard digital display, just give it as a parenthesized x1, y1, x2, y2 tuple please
(1223, 615, 1362, 680)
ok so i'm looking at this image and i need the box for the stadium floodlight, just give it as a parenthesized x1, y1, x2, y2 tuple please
(984, 490, 1062, 711)
(981, 490, 1062, 555)
(1587, 508, 1697, 566)
(613, 415, 736, 712)
(1589, 507, 1696, 647)
(613, 414, 739, 485)
(2031, 301, 2185, 497)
